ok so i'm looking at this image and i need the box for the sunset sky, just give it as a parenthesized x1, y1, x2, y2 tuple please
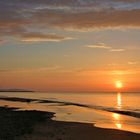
(0, 0, 140, 92)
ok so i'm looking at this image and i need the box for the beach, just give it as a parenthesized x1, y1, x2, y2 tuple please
(21, 119, 140, 140)
(0, 92, 139, 140)
(1, 0, 140, 139)
(0, 106, 139, 140)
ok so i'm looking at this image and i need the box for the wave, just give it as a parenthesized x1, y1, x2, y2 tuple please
(59, 102, 140, 119)
(0, 96, 140, 119)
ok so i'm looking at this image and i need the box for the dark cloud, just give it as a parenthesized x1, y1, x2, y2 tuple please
(115, 0, 140, 2)
(31, 9, 140, 30)
(20, 33, 72, 42)
(0, 39, 5, 45)
(0, 0, 140, 40)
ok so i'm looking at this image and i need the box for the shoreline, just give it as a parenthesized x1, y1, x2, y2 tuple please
(0, 106, 139, 140)
(0, 96, 140, 119)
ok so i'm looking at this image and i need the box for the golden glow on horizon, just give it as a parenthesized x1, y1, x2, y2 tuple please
(116, 81, 123, 89)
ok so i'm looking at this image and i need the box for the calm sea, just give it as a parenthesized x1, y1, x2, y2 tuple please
(0, 92, 140, 133)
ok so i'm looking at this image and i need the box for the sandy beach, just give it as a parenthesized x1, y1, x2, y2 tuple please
(21, 120, 140, 140)
(0, 106, 139, 140)
(1, 0, 140, 139)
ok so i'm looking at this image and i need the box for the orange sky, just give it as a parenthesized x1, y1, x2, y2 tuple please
(0, 0, 140, 92)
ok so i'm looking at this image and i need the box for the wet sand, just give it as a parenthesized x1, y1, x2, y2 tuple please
(21, 120, 140, 140)
(0, 106, 139, 140)
(0, 96, 140, 118)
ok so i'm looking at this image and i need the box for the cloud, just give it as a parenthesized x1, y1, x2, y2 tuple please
(21, 33, 73, 42)
(0, 39, 4, 43)
(109, 70, 131, 75)
(64, 54, 71, 57)
(128, 61, 138, 65)
(109, 69, 140, 75)
(109, 49, 125, 52)
(31, 9, 140, 31)
(85, 43, 111, 49)
(0, 66, 60, 74)
(115, 0, 140, 3)
(85, 43, 125, 52)
(75, 68, 140, 76)
(0, 39, 6, 46)
(0, 0, 140, 41)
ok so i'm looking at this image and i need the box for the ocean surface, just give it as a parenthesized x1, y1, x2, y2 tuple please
(0, 92, 140, 134)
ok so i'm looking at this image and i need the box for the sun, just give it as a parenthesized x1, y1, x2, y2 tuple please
(116, 81, 123, 89)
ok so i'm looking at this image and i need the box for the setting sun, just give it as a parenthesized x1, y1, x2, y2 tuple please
(116, 81, 123, 89)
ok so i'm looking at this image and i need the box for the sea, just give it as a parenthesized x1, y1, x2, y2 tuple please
(0, 92, 139, 134)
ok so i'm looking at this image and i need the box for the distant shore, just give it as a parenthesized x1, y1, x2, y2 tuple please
(0, 106, 139, 140)
(0, 89, 34, 92)
(0, 90, 140, 93)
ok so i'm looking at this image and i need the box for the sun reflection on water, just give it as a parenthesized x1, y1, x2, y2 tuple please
(117, 92, 122, 110)
(112, 92, 123, 129)
(115, 123, 122, 129)
(112, 113, 122, 129)
(113, 113, 120, 120)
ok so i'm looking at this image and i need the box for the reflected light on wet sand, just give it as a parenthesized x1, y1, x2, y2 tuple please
(112, 113, 122, 129)
(113, 92, 122, 129)
(117, 92, 122, 110)
(113, 113, 120, 120)
(115, 123, 122, 129)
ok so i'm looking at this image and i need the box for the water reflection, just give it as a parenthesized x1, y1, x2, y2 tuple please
(115, 123, 122, 129)
(113, 92, 122, 129)
(113, 113, 120, 120)
(117, 92, 122, 110)
(112, 113, 122, 129)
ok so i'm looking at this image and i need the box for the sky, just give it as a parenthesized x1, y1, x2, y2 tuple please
(0, 0, 140, 92)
